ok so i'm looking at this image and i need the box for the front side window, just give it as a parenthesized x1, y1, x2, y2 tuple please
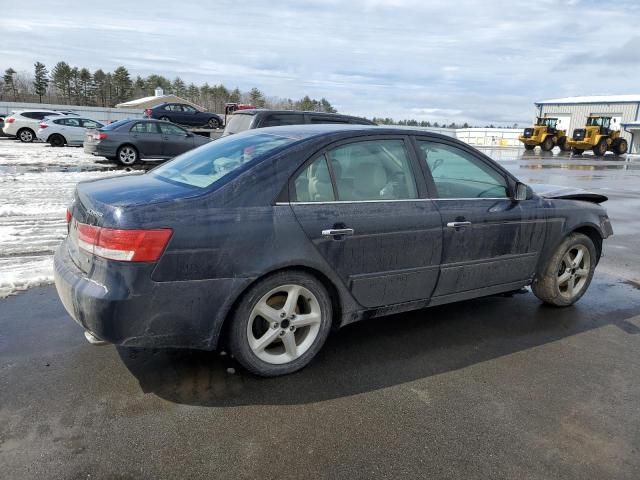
(261, 114, 305, 127)
(159, 123, 187, 136)
(130, 122, 160, 134)
(292, 156, 335, 202)
(418, 141, 508, 199)
(326, 139, 418, 201)
(182, 105, 197, 114)
(165, 104, 182, 112)
(65, 118, 81, 127)
(152, 133, 296, 188)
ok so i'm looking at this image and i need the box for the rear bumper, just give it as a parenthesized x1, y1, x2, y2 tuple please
(84, 142, 116, 157)
(53, 239, 252, 349)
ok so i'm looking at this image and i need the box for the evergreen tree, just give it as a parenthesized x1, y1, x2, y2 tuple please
(33, 62, 49, 103)
(249, 87, 265, 107)
(320, 98, 337, 113)
(172, 77, 186, 97)
(51, 62, 72, 103)
(93, 69, 107, 106)
(111, 66, 132, 104)
(3, 68, 17, 101)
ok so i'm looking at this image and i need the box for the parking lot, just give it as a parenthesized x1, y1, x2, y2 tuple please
(1, 139, 640, 479)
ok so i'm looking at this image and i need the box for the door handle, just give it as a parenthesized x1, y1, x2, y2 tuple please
(321, 228, 354, 237)
(446, 221, 472, 228)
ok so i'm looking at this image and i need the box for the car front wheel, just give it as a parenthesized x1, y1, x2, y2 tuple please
(207, 117, 220, 129)
(228, 271, 333, 377)
(532, 233, 597, 307)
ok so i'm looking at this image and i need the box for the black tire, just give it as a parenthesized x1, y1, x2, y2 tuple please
(116, 144, 139, 166)
(228, 270, 333, 377)
(49, 134, 66, 147)
(18, 128, 35, 143)
(541, 135, 554, 151)
(207, 117, 220, 129)
(572, 148, 584, 155)
(524, 144, 536, 151)
(159, 116, 171, 122)
(613, 138, 628, 155)
(532, 233, 597, 307)
(592, 138, 608, 156)
(558, 136, 571, 152)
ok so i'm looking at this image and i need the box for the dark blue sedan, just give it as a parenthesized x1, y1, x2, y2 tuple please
(54, 125, 612, 376)
(145, 102, 224, 129)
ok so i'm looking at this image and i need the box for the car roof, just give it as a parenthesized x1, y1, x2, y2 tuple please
(232, 109, 364, 118)
(238, 123, 454, 142)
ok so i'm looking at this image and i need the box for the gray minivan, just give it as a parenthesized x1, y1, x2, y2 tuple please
(222, 109, 376, 136)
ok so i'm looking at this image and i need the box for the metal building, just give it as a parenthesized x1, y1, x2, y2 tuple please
(535, 95, 640, 153)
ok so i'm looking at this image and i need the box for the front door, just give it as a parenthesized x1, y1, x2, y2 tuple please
(415, 139, 547, 299)
(290, 137, 443, 308)
(158, 122, 193, 158)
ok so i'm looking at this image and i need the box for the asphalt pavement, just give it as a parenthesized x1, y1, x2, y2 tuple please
(1, 149, 640, 479)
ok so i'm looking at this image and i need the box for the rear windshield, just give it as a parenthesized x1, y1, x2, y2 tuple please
(101, 119, 131, 130)
(151, 132, 296, 188)
(223, 113, 254, 135)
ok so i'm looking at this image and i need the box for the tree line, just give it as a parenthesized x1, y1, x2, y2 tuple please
(1, 61, 338, 114)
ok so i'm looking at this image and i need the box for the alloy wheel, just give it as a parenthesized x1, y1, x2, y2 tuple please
(19, 130, 34, 142)
(118, 146, 137, 165)
(557, 245, 590, 300)
(247, 284, 322, 365)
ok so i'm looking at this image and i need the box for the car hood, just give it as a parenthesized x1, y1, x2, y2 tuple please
(530, 183, 608, 204)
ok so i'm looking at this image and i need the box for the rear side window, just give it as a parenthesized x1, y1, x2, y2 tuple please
(327, 139, 418, 201)
(224, 114, 255, 135)
(261, 113, 305, 127)
(418, 141, 508, 199)
(292, 156, 335, 202)
(102, 119, 131, 131)
(130, 122, 160, 134)
(309, 115, 349, 124)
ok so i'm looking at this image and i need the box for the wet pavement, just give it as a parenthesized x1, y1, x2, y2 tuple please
(1, 145, 640, 479)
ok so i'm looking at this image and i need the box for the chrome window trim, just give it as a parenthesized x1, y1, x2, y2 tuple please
(278, 197, 510, 206)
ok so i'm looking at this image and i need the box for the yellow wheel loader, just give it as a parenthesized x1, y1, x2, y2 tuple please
(566, 116, 628, 156)
(519, 117, 570, 152)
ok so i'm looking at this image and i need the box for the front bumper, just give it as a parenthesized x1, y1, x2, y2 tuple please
(519, 136, 542, 145)
(53, 239, 251, 349)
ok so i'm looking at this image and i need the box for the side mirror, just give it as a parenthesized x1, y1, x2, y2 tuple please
(514, 182, 529, 201)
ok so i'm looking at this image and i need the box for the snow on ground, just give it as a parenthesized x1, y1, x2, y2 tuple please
(0, 139, 137, 297)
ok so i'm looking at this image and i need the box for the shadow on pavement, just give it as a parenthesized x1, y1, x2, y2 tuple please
(118, 277, 640, 407)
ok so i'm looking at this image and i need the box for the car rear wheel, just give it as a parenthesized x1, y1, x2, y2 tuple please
(159, 116, 170, 122)
(541, 135, 554, 151)
(532, 233, 597, 307)
(49, 134, 65, 147)
(593, 139, 608, 156)
(228, 271, 333, 377)
(207, 117, 220, 129)
(524, 144, 535, 151)
(116, 145, 139, 166)
(18, 128, 35, 143)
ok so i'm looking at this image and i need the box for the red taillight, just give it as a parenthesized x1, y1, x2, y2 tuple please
(96, 132, 108, 140)
(66, 208, 72, 223)
(40, 122, 48, 129)
(5, 117, 15, 123)
(144, 109, 152, 117)
(76, 222, 172, 262)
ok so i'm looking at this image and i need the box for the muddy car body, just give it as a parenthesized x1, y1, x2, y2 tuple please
(55, 125, 613, 376)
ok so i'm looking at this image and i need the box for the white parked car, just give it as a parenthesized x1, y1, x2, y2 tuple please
(37, 116, 104, 147)
(2, 110, 71, 142)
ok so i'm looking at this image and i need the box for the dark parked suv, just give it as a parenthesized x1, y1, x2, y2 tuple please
(145, 103, 224, 129)
(222, 109, 375, 136)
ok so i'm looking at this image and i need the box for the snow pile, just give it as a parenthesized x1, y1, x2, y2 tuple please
(0, 139, 134, 297)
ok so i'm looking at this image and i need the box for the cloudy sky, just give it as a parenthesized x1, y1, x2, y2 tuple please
(1, 0, 639, 125)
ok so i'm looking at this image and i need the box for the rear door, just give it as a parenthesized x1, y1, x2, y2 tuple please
(158, 122, 193, 157)
(63, 117, 83, 144)
(415, 138, 547, 299)
(289, 136, 443, 308)
(129, 122, 163, 157)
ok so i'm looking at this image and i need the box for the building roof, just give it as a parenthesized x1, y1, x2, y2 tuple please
(621, 121, 640, 130)
(536, 95, 640, 105)
(115, 94, 204, 111)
